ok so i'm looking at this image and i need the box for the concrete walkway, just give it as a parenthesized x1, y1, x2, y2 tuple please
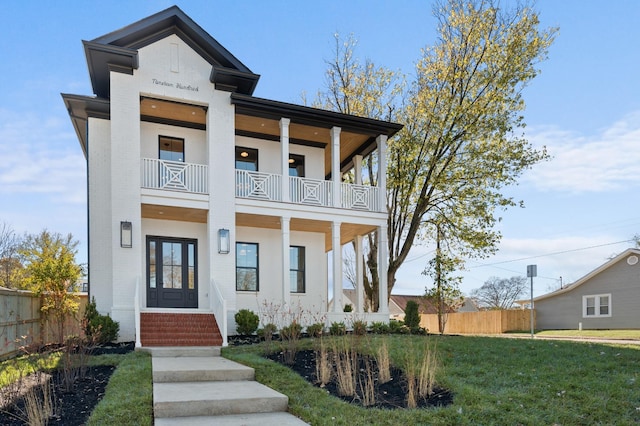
(143, 347, 308, 425)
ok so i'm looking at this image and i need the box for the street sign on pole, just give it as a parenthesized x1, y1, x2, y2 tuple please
(527, 265, 537, 338)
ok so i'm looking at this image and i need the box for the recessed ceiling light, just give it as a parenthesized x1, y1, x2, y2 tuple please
(191, 111, 196, 115)
(158, 211, 164, 215)
(288, 158, 295, 164)
(240, 151, 249, 157)
(151, 104, 157, 109)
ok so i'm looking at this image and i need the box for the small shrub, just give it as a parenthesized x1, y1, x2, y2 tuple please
(343, 304, 353, 312)
(235, 309, 259, 335)
(84, 297, 119, 343)
(306, 322, 324, 338)
(329, 321, 346, 336)
(352, 320, 368, 336)
(280, 322, 303, 364)
(369, 321, 390, 334)
(388, 319, 409, 334)
(404, 300, 421, 329)
(257, 323, 277, 340)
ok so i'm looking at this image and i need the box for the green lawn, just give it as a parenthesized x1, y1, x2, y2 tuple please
(3, 336, 639, 425)
(1, 350, 152, 426)
(223, 335, 640, 425)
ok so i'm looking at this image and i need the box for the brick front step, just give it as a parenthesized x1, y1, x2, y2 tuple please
(141, 313, 223, 347)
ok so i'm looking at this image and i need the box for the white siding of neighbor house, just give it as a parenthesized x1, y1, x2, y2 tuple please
(535, 255, 640, 330)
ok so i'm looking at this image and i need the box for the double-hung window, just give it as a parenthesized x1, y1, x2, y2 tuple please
(290, 246, 305, 293)
(583, 294, 611, 318)
(236, 242, 258, 291)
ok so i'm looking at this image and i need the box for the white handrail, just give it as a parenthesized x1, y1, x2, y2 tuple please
(141, 158, 208, 194)
(210, 279, 228, 347)
(134, 277, 141, 348)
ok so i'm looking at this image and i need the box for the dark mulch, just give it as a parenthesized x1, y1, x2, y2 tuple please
(266, 349, 453, 409)
(0, 342, 135, 426)
(0, 366, 114, 426)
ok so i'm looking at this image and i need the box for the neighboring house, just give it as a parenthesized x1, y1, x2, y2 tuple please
(533, 248, 640, 330)
(62, 7, 402, 346)
(389, 295, 440, 320)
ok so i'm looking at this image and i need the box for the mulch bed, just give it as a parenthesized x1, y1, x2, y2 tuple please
(266, 349, 453, 409)
(0, 342, 135, 426)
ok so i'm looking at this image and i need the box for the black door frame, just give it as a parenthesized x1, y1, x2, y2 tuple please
(146, 235, 198, 308)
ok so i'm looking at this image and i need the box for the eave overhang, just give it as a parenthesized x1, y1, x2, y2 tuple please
(61, 94, 111, 158)
(231, 93, 403, 138)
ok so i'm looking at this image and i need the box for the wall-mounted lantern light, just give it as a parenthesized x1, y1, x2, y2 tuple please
(218, 228, 230, 254)
(120, 221, 132, 248)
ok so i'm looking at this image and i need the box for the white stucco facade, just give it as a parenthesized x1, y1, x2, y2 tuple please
(63, 7, 402, 344)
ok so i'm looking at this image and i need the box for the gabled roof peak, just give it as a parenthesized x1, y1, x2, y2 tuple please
(85, 5, 259, 98)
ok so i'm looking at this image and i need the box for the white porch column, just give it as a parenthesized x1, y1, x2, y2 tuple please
(332, 221, 342, 312)
(280, 118, 290, 202)
(281, 216, 291, 305)
(355, 235, 364, 313)
(331, 127, 341, 208)
(354, 154, 363, 185)
(378, 224, 389, 314)
(376, 135, 388, 212)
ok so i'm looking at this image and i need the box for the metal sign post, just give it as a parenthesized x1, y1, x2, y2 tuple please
(527, 265, 537, 338)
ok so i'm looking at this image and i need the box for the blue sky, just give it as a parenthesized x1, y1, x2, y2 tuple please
(1, 1, 639, 297)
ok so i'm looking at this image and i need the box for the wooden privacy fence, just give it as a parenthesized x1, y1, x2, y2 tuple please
(420, 309, 535, 334)
(0, 286, 88, 360)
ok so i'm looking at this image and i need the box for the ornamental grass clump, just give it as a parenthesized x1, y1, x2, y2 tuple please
(404, 338, 440, 408)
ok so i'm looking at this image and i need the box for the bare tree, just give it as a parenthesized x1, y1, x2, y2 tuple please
(471, 276, 527, 309)
(0, 222, 21, 288)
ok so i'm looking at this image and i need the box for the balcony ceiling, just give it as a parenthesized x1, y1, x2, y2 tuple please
(140, 96, 399, 177)
(142, 204, 208, 223)
(140, 97, 207, 128)
(236, 213, 377, 252)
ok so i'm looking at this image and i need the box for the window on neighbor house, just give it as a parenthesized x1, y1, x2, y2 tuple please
(236, 242, 259, 291)
(583, 294, 611, 318)
(235, 147, 258, 171)
(290, 246, 305, 293)
(159, 136, 184, 162)
(289, 154, 305, 177)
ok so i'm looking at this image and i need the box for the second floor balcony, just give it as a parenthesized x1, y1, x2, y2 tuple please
(235, 169, 382, 212)
(140, 159, 383, 213)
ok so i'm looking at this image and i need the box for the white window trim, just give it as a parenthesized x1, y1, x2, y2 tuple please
(582, 293, 612, 318)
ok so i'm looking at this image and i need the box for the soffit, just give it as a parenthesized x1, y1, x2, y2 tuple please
(141, 204, 207, 223)
(140, 97, 207, 128)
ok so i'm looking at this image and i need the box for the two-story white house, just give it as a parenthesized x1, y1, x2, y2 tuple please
(63, 6, 402, 347)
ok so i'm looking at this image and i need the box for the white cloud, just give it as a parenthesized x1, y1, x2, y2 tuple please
(0, 110, 85, 204)
(524, 111, 640, 193)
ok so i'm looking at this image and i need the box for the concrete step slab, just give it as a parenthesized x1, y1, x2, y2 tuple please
(155, 412, 309, 425)
(152, 356, 254, 382)
(138, 346, 220, 357)
(154, 380, 289, 418)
